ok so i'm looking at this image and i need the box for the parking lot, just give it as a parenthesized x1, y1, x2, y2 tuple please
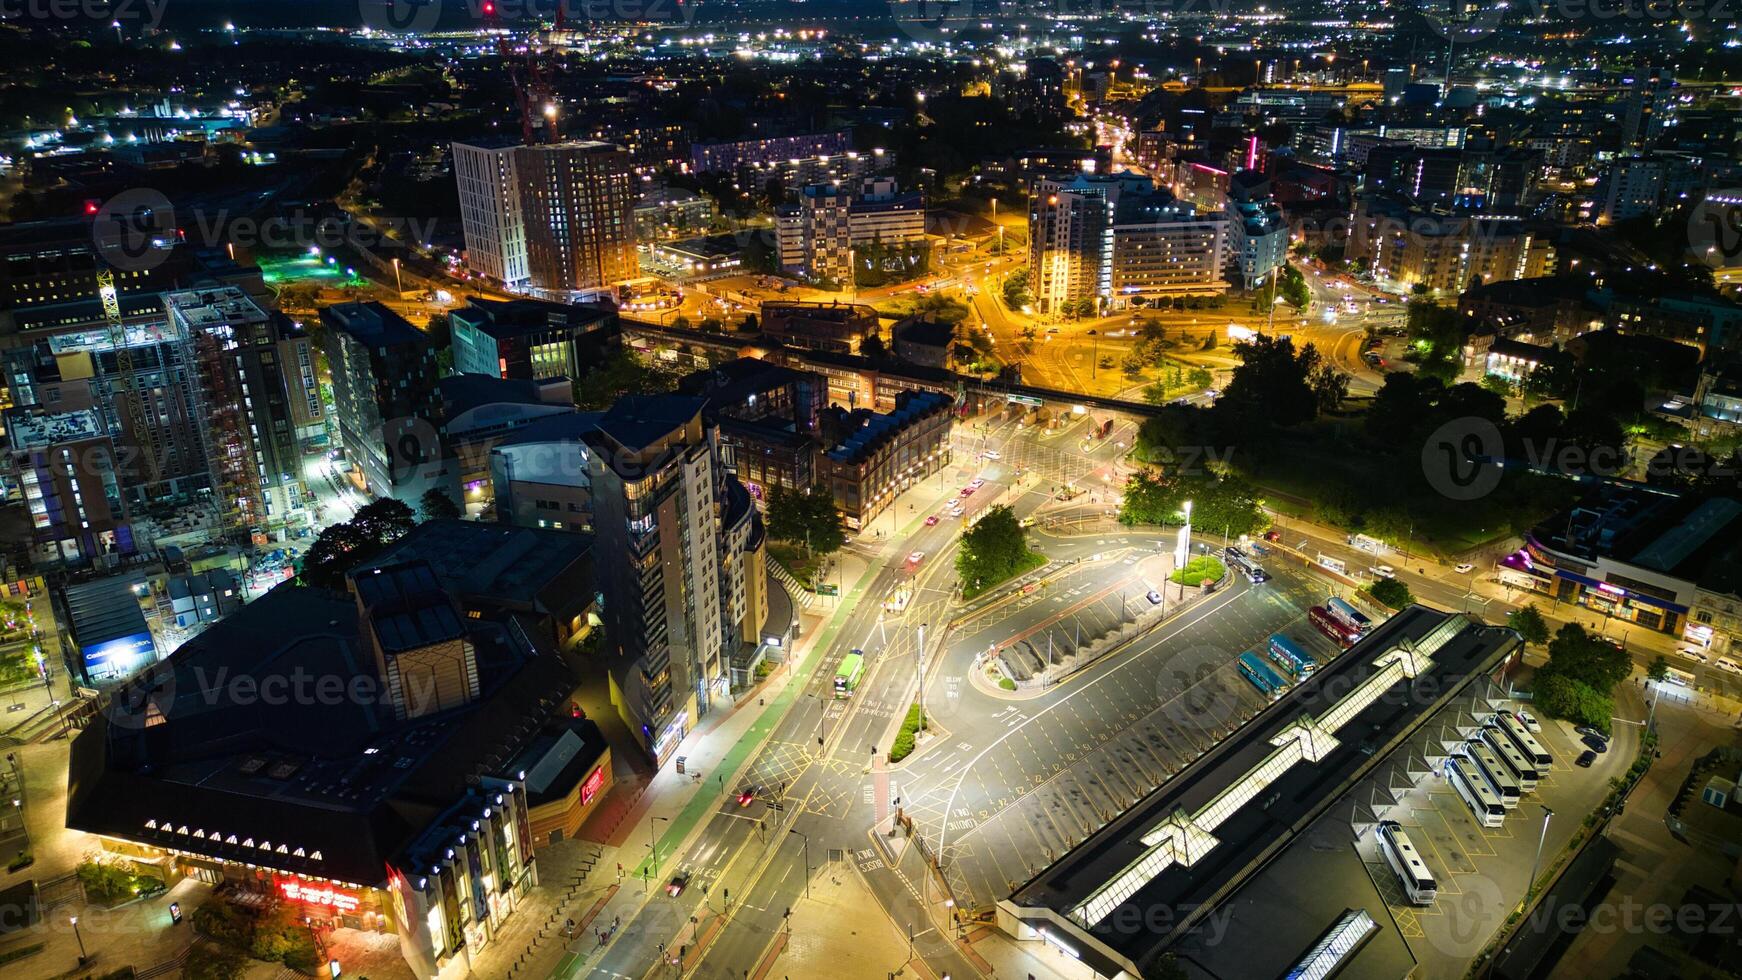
(901, 560, 1350, 905)
(1354, 697, 1637, 973)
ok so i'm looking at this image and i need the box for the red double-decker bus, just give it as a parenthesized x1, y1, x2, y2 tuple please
(1309, 606, 1361, 649)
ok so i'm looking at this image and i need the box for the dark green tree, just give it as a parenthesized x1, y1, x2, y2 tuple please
(765, 485, 846, 557)
(956, 504, 1035, 592)
(420, 486, 462, 522)
(1507, 605, 1551, 649)
(1367, 576, 1414, 608)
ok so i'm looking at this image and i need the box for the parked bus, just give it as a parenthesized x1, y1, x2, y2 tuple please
(1446, 756, 1506, 828)
(1482, 725, 1538, 792)
(1377, 820, 1437, 906)
(1465, 739, 1521, 809)
(1237, 652, 1286, 701)
(834, 652, 865, 698)
(1496, 713, 1553, 767)
(1325, 596, 1373, 633)
(1268, 633, 1317, 677)
(1308, 606, 1361, 649)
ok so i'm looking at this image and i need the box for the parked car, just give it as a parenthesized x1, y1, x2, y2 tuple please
(1575, 750, 1597, 768)
(1146, 590, 1163, 605)
(1679, 646, 1710, 663)
(1517, 709, 1541, 733)
(982, 450, 1002, 460)
(1581, 734, 1610, 753)
(1454, 563, 1474, 574)
(1575, 725, 1606, 740)
(1372, 565, 1396, 578)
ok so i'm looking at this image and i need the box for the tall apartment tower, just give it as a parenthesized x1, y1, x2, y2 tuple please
(1029, 173, 1228, 313)
(452, 141, 530, 287)
(452, 139, 638, 295)
(583, 395, 731, 764)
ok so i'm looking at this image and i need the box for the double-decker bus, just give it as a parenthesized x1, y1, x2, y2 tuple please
(1465, 739, 1521, 809)
(1267, 633, 1317, 677)
(1325, 596, 1373, 633)
(834, 651, 865, 698)
(1377, 821, 1437, 905)
(1308, 606, 1361, 648)
(1497, 712, 1553, 767)
(1482, 725, 1538, 792)
(1237, 652, 1286, 701)
(1446, 756, 1506, 828)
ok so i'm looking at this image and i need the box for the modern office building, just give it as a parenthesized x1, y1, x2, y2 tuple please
(438, 373, 577, 511)
(775, 177, 928, 282)
(453, 140, 638, 295)
(739, 149, 890, 202)
(320, 302, 453, 506)
(450, 298, 618, 382)
(1029, 173, 1229, 314)
(1225, 171, 1289, 290)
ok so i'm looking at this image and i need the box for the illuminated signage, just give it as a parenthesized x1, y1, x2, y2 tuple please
(580, 767, 606, 807)
(81, 631, 155, 673)
(279, 879, 361, 913)
(1596, 582, 1626, 596)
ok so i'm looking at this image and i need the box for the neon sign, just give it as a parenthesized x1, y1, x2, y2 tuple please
(279, 879, 360, 913)
(580, 767, 606, 807)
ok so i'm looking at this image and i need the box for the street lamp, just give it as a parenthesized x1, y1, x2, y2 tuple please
(70, 915, 87, 963)
(789, 828, 811, 898)
(647, 814, 670, 893)
(392, 257, 403, 296)
(1524, 805, 1554, 908)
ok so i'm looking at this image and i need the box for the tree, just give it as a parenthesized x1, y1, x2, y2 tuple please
(573, 347, 676, 410)
(1480, 373, 1517, 399)
(1367, 576, 1414, 609)
(1646, 655, 1669, 683)
(956, 504, 1035, 592)
(184, 943, 248, 980)
(300, 498, 418, 590)
(352, 498, 417, 543)
(1507, 605, 1550, 649)
(1544, 623, 1632, 691)
(1533, 671, 1614, 733)
(1217, 333, 1322, 431)
(859, 331, 890, 361)
(765, 485, 846, 557)
(1002, 267, 1031, 308)
(420, 487, 462, 522)
(1187, 367, 1214, 389)
(1309, 363, 1350, 413)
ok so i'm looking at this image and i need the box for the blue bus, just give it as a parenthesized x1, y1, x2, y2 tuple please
(1325, 597, 1373, 634)
(1238, 651, 1286, 701)
(1267, 633, 1317, 677)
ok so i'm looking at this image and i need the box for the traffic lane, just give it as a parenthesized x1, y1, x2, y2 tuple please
(689, 830, 811, 980)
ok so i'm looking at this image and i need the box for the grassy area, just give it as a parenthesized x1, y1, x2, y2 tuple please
(960, 549, 1047, 601)
(1170, 555, 1226, 587)
(767, 540, 826, 588)
(889, 702, 928, 763)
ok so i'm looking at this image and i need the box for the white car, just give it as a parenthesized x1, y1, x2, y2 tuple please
(968, 478, 985, 490)
(1716, 657, 1742, 675)
(1454, 563, 1474, 574)
(906, 551, 926, 567)
(1372, 565, 1396, 578)
(1679, 646, 1710, 664)
(1516, 709, 1541, 733)
(982, 450, 1002, 460)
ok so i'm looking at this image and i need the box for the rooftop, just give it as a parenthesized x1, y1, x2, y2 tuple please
(826, 390, 953, 466)
(355, 519, 593, 614)
(450, 298, 615, 340)
(1002, 607, 1519, 978)
(321, 301, 425, 348)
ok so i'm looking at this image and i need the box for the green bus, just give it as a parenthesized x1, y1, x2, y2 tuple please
(834, 650, 865, 698)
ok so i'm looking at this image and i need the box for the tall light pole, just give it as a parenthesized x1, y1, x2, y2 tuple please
(916, 623, 927, 733)
(1525, 805, 1554, 908)
(392, 257, 403, 296)
(647, 814, 669, 893)
(789, 828, 811, 898)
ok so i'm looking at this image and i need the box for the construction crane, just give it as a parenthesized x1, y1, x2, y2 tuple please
(487, 1, 564, 145)
(96, 267, 161, 489)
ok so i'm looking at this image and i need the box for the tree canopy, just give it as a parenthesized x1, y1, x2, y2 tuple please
(300, 498, 417, 590)
(957, 505, 1039, 593)
(1117, 468, 1267, 539)
(764, 485, 846, 557)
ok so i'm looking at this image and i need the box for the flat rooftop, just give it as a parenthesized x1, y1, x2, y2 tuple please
(1001, 606, 1520, 978)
